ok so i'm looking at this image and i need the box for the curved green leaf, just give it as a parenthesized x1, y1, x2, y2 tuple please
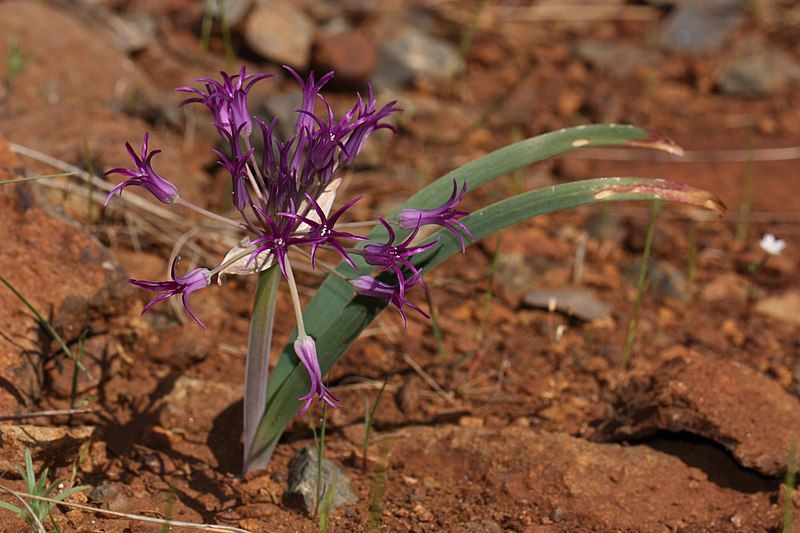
(264, 124, 681, 406)
(249, 177, 722, 460)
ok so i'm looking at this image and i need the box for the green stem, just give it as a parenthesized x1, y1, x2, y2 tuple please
(621, 200, 662, 371)
(242, 267, 282, 474)
(363, 375, 390, 471)
(0, 275, 89, 376)
(736, 120, 755, 243)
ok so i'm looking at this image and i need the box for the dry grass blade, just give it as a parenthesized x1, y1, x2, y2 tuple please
(9, 142, 185, 224)
(402, 353, 461, 408)
(0, 484, 249, 532)
(0, 172, 74, 185)
(0, 408, 93, 422)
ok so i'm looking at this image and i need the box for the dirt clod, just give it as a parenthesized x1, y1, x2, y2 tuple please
(601, 347, 800, 476)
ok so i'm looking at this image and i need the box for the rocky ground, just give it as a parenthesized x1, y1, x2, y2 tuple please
(0, 0, 799, 531)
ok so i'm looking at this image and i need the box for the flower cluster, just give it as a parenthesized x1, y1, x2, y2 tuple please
(106, 66, 472, 412)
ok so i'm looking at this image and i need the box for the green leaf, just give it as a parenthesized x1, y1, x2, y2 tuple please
(249, 177, 722, 460)
(250, 125, 689, 466)
(23, 449, 35, 495)
(0, 501, 25, 518)
(51, 485, 90, 503)
(242, 266, 282, 473)
(264, 124, 681, 406)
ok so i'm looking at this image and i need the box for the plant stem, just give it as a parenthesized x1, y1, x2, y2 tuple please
(68, 328, 88, 424)
(0, 275, 89, 376)
(175, 198, 247, 230)
(685, 220, 696, 302)
(363, 375, 390, 471)
(736, 119, 755, 244)
(455, 234, 502, 366)
(424, 288, 446, 360)
(621, 200, 661, 371)
(284, 259, 307, 337)
(314, 403, 328, 517)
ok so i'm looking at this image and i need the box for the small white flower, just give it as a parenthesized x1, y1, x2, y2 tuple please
(759, 234, 786, 256)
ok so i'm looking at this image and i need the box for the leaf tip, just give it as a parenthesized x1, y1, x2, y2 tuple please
(594, 179, 726, 214)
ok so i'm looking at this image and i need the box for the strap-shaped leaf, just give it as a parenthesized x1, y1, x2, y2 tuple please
(248, 177, 722, 461)
(243, 266, 282, 473)
(264, 124, 681, 406)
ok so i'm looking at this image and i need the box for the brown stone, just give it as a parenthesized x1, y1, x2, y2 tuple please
(245, 1, 314, 68)
(0, 425, 96, 474)
(314, 32, 377, 82)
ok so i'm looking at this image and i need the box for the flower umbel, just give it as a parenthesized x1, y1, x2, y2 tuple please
(105, 132, 178, 205)
(109, 66, 468, 417)
(398, 179, 473, 252)
(128, 257, 211, 328)
(293, 335, 341, 414)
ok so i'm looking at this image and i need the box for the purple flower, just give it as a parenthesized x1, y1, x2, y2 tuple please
(213, 123, 255, 210)
(286, 67, 335, 137)
(351, 272, 429, 327)
(398, 180, 472, 252)
(294, 335, 341, 414)
(363, 218, 438, 295)
(128, 257, 211, 328)
(105, 132, 179, 205)
(340, 84, 400, 165)
(281, 194, 366, 269)
(249, 207, 306, 276)
(177, 66, 272, 135)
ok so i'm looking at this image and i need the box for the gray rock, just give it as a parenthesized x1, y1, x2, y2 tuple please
(625, 259, 687, 300)
(585, 211, 624, 242)
(284, 445, 357, 516)
(89, 483, 134, 512)
(523, 287, 611, 322)
(214, 0, 254, 27)
(576, 40, 650, 80)
(495, 252, 551, 294)
(260, 88, 302, 141)
(373, 29, 461, 89)
(244, 1, 314, 68)
(720, 44, 800, 97)
(660, 0, 744, 54)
